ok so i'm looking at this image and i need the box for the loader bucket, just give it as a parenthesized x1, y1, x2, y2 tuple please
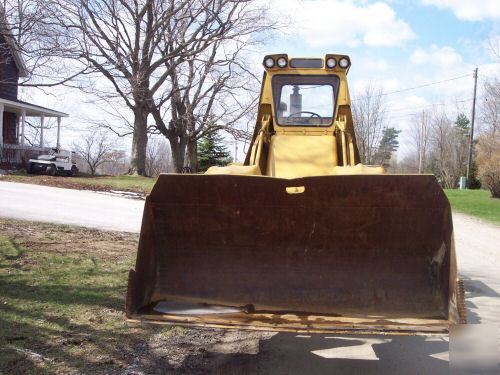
(126, 173, 464, 334)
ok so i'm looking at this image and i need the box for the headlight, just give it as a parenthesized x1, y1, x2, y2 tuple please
(339, 57, 350, 69)
(326, 58, 336, 68)
(277, 57, 287, 68)
(264, 57, 275, 68)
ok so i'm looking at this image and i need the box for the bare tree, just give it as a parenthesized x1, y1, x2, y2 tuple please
(99, 149, 129, 176)
(0, 0, 85, 88)
(151, 50, 260, 172)
(72, 131, 115, 175)
(477, 76, 500, 197)
(396, 153, 420, 173)
(408, 110, 431, 173)
(476, 134, 500, 197)
(351, 84, 386, 164)
(428, 112, 454, 187)
(488, 35, 500, 63)
(21, 117, 57, 147)
(480, 77, 500, 135)
(145, 137, 172, 177)
(49, 0, 277, 175)
(425, 111, 470, 188)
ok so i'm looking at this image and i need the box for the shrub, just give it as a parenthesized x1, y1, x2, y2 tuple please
(476, 135, 500, 198)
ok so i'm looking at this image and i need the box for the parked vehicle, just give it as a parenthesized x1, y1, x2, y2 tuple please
(27, 148, 78, 176)
(126, 54, 465, 334)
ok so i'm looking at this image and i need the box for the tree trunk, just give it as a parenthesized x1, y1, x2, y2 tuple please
(130, 107, 148, 176)
(169, 135, 188, 173)
(187, 138, 198, 173)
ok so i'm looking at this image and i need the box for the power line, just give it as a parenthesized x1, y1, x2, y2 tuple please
(352, 73, 471, 101)
(380, 74, 470, 97)
(381, 97, 476, 115)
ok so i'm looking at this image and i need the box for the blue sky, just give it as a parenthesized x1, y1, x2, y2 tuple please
(253, 0, 499, 157)
(28, 0, 499, 159)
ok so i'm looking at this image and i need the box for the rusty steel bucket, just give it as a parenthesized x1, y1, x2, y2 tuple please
(126, 174, 465, 334)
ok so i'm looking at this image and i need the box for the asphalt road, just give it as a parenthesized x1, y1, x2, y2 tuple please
(0, 181, 143, 232)
(0, 180, 498, 374)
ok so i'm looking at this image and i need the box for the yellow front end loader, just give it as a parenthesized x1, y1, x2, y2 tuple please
(126, 54, 466, 334)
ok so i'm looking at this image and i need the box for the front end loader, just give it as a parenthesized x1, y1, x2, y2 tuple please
(126, 54, 466, 334)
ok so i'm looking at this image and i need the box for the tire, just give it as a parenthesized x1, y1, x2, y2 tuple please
(70, 166, 78, 177)
(27, 163, 35, 174)
(47, 164, 57, 176)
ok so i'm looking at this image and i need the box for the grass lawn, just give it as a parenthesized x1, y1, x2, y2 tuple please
(445, 189, 500, 225)
(0, 173, 156, 195)
(67, 175, 156, 193)
(0, 219, 148, 373)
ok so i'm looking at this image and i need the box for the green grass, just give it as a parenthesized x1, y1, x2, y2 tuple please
(445, 189, 500, 225)
(0, 220, 156, 374)
(70, 175, 156, 193)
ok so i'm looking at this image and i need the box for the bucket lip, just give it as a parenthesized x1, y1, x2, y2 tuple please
(127, 304, 454, 335)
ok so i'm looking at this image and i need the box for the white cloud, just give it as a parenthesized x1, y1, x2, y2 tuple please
(351, 57, 392, 75)
(273, 0, 415, 47)
(410, 45, 463, 68)
(421, 0, 500, 21)
(351, 77, 400, 95)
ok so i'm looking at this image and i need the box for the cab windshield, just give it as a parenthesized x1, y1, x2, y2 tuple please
(272, 75, 339, 127)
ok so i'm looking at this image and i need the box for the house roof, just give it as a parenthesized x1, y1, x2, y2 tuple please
(0, 96, 68, 117)
(0, 4, 28, 77)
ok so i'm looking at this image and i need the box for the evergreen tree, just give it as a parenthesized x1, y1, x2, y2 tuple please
(455, 113, 470, 133)
(454, 113, 480, 188)
(373, 127, 401, 168)
(455, 113, 471, 175)
(197, 131, 233, 172)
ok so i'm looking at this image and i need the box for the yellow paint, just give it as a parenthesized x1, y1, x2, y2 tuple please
(267, 135, 338, 178)
(205, 54, 384, 178)
(286, 186, 306, 194)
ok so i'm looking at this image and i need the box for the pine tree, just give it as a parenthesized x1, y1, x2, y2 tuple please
(455, 113, 470, 133)
(197, 131, 233, 172)
(373, 127, 401, 168)
(454, 112, 470, 175)
(454, 113, 480, 188)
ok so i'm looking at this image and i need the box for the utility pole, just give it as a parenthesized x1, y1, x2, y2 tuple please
(466, 67, 478, 188)
(419, 110, 425, 174)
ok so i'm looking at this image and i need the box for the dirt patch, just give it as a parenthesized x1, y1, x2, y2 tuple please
(123, 327, 276, 374)
(2, 220, 138, 260)
(1, 174, 110, 192)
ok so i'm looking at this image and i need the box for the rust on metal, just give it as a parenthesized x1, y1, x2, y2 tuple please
(126, 174, 461, 333)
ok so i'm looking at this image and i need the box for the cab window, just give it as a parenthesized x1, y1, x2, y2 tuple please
(272, 75, 339, 127)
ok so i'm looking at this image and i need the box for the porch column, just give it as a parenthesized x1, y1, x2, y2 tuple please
(56, 116, 61, 149)
(40, 114, 45, 148)
(21, 109, 26, 146)
(0, 103, 4, 146)
(16, 115, 19, 143)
